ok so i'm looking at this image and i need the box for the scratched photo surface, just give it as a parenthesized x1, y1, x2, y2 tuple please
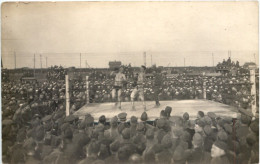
(1, 2, 259, 164)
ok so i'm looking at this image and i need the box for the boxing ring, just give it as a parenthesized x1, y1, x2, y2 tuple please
(73, 99, 239, 121)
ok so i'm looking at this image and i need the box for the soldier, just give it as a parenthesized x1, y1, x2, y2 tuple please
(130, 65, 146, 111)
(110, 67, 127, 110)
(153, 69, 163, 107)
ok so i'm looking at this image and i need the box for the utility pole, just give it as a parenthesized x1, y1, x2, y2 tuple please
(80, 53, 81, 68)
(46, 57, 48, 68)
(143, 52, 146, 67)
(151, 54, 153, 67)
(40, 54, 42, 73)
(14, 51, 16, 69)
(212, 53, 214, 66)
(34, 54, 36, 77)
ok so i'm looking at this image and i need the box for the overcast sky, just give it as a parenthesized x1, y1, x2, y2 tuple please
(1, 1, 259, 69)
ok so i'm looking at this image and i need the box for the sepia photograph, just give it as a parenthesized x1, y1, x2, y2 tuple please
(1, 1, 259, 164)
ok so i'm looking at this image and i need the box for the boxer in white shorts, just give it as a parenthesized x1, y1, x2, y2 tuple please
(131, 65, 146, 111)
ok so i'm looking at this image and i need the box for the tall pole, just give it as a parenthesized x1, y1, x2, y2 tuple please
(80, 53, 81, 68)
(212, 53, 214, 66)
(65, 75, 70, 116)
(34, 54, 35, 77)
(151, 54, 152, 67)
(143, 52, 146, 67)
(40, 54, 42, 73)
(46, 57, 48, 68)
(86, 76, 89, 104)
(14, 51, 16, 69)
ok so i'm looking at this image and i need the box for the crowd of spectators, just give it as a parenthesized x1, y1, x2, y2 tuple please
(1, 58, 258, 163)
(2, 99, 259, 164)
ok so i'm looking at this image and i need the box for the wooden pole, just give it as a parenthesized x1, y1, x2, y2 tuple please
(86, 76, 89, 104)
(65, 75, 70, 116)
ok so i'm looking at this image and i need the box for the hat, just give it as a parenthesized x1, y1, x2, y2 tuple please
(183, 112, 189, 121)
(203, 125, 212, 136)
(146, 129, 154, 139)
(217, 131, 228, 141)
(42, 115, 52, 122)
(197, 111, 204, 118)
(110, 116, 118, 124)
(223, 123, 232, 134)
(110, 140, 120, 152)
(250, 120, 259, 134)
(85, 116, 94, 126)
(241, 114, 252, 125)
(141, 112, 148, 122)
(195, 119, 205, 127)
(136, 122, 145, 132)
(157, 118, 166, 129)
(118, 112, 127, 122)
(130, 116, 138, 124)
(161, 134, 172, 149)
(165, 106, 172, 117)
(99, 115, 106, 124)
(214, 140, 227, 150)
(122, 128, 131, 139)
(204, 116, 212, 125)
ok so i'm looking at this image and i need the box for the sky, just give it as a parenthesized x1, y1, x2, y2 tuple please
(1, 1, 259, 69)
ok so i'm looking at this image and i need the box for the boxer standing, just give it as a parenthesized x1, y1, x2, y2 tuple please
(131, 65, 146, 111)
(111, 67, 126, 110)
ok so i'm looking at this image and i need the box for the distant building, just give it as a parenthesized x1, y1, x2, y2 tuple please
(109, 61, 121, 69)
(243, 62, 256, 69)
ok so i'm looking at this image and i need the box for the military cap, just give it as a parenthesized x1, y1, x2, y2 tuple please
(183, 112, 189, 121)
(130, 116, 138, 124)
(250, 119, 259, 134)
(85, 116, 94, 125)
(160, 110, 167, 118)
(203, 125, 212, 136)
(63, 128, 73, 140)
(246, 133, 257, 146)
(117, 145, 132, 161)
(204, 116, 212, 125)
(122, 128, 131, 139)
(213, 140, 227, 150)
(197, 111, 205, 118)
(118, 112, 127, 122)
(165, 106, 172, 117)
(110, 140, 120, 152)
(141, 112, 148, 122)
(157, 118, 166, 129)
(180, 131, 191, 142)
(87, 140, 100, 155)
(64, 115, 78, 122)
(98, 144, 110, 160)
(110, 116, 118, 124)
(223, 123, 232, 134)
(156, 129, 166, 144)
(195, 119, 205, 127)
(99, 115, 106, 124)
(136, 122, 145, 132)
(173, 146, 185, 161)
(217, 131, 228, 141)
(146, 128, 154, 139)
(161, 134, 172, 148)
(217, 118, 225, 128)
(42, 115, 52, 122)
(241, 114, 252, 125)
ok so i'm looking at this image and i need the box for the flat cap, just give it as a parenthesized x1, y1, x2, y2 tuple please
(141, 112, 148, 122)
